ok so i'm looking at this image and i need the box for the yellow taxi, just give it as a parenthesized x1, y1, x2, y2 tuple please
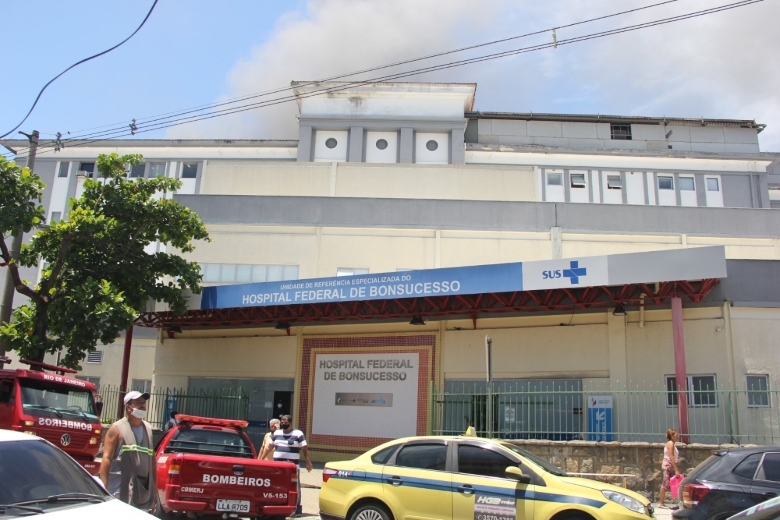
(320, 436, 653, 520)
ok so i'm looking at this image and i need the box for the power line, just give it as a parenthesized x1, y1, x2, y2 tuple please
(0, 0, 159, 139)
(11, 0, 764, 160)
(22, 0, 683, 144)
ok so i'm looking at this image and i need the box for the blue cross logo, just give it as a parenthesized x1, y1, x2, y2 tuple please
(563, 261, 587, 285)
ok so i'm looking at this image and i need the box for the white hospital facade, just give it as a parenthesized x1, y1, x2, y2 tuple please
(3, 82, 780, 458)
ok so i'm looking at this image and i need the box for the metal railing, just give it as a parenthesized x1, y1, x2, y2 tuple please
(98, 386, 249, 430)
(432, 381, 780, 445)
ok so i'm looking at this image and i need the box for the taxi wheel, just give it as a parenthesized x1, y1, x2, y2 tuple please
(349, 504, 393, 520)
(350, 503, 392, 520)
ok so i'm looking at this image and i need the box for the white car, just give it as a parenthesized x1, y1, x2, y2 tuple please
(0, 429, 153, 518)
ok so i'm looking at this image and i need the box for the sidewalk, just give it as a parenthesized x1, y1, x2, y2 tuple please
(298, 464, 323, 517)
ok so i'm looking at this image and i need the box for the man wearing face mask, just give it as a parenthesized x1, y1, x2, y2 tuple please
(99, 391, 156, 511)
(272, 415, 312, 516)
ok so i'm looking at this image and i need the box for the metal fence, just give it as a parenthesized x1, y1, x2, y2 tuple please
(432, 381, 780, 445)
(98, 386, 250, 430)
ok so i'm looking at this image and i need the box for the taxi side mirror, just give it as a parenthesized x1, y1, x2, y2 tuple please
(505, 466, 531, 484)
(95, 401, 104, 417)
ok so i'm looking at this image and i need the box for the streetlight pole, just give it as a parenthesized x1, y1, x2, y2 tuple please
(0, 131, 39, 357)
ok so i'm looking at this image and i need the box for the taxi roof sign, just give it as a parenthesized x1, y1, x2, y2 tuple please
(176, 415, 249, 429)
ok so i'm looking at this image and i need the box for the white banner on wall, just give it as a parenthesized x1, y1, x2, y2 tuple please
(311, 352, 419, 438)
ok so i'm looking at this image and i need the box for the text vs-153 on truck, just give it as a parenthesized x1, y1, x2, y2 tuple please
(155, 414, 298, 520)
(0, 356, 104, 474)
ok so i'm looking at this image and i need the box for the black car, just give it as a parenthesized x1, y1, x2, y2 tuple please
(673, 446, 780, 520)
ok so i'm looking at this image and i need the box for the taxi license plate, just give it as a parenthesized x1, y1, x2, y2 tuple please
(216, 499, 250, 513)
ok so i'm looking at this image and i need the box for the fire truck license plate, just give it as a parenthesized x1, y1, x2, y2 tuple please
(216, 499, 250, 513)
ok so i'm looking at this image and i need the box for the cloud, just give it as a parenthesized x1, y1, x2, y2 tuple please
(171, 0, 780, 151)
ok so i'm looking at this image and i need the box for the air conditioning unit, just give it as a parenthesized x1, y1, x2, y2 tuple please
(77, 170, 92, 178)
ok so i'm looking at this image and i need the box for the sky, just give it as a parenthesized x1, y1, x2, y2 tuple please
(1, 0, 779, 151)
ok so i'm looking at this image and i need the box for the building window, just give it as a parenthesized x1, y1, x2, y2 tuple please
(77, 376, 101, 387)
(747, 375, 770, 408)
(129, 163, 145, 178)
(132, 379, 152, 393)
(610, 124, 632, 140)
(49, 212, 61, 223)
(57, 162, 69, 178)
(666, 375, 717, 407)
(181, 163, 198, 179)
(86, 350, 103, 364)
(149, 162, 167, 177)
(546, 172, 563, 186)
(201, 264, 299, 284)
(426, 140, 439, 151)
(707, 178, 720, 192)
(607, 175, 622, 190)
(376, 139, 388, 150)
(679, 177, 695, 191)
(658, 176, 674, 190)
(79, 162, 95, 178)
(570, 173, 586, 188)
(337, 268, 369, 277)
(325, 138, 338, 149)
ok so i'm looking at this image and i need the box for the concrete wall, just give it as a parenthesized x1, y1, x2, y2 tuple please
(200, 161, 535, 202)
(514, 439, 729, 501)
(153, 334, 298, 390)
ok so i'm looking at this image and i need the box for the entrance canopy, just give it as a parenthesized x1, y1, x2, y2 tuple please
(136, 246, 726, 330)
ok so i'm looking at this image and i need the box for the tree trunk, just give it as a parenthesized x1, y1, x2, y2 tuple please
(31, 303, 49, 364)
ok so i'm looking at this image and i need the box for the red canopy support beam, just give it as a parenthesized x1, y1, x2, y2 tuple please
(117, 326, 133, 418)
(671, 296, 690, 443)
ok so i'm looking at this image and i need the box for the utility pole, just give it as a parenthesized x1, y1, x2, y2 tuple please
(0, 130, 39, 357)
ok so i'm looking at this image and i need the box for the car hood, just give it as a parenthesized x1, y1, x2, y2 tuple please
(556, 475, 649, 504)
(20, 497, 154, 519)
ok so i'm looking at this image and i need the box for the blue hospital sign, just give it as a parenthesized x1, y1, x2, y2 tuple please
(587, 395, 614, 441)
(199, 247, 727, 310)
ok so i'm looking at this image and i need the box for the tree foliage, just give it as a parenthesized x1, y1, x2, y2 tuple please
(0, 153, 209, 368)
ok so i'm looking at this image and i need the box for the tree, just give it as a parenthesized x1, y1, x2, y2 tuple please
(0, 153, 209, 369)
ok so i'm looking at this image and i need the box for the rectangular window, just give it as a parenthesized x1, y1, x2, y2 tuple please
(79, 162, 95, 178)
(57, 162, 69, 178)
(546, 172, 563, 186)
(658, 176, 674, 190)
(181, 162, 198, 179)
(221, 264, 237, 283)
(607, 175, 622, 190)
(200, 264, 299, 283)
(337, 268, 370, 277)
(679, 177, 695, 191)
(86, 350, 103, 364)
(131, 379, 152, 393)
(49, 212, 62, 223)
(252, 265, 268, 282)
(747, 375, 770, 408)
(236, 265, 252, 283)
(666, 375, 718, 407)
(77, 376, 100, 387)
(611, 124, 632, 140)
(149, 162, 167, 177)
(570, 173, 586, 188)
(129, 163, 146, 178)
(267, 265, 284, 281)
(707, 178, 720, 192)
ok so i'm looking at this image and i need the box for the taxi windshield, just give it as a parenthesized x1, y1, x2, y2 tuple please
(166, 427, 253, 458)
(499, 442, 567, 476)
(19, 379, 97, 419)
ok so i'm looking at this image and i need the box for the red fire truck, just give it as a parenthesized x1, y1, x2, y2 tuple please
(0, 356, 104, 474)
